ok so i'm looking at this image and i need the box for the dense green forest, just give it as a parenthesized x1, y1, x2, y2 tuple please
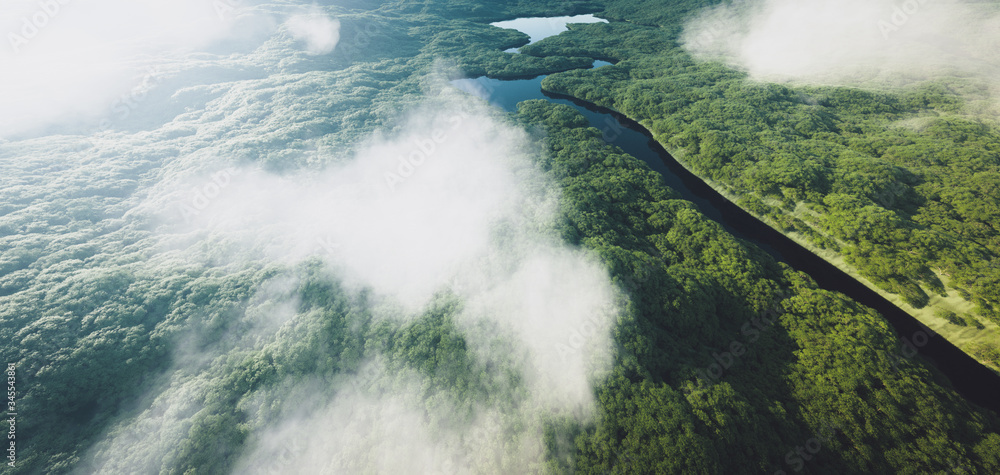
(518, 99, 1000, 473)
(2, 0, 1000, 473)
(532, 0, 1000, 370)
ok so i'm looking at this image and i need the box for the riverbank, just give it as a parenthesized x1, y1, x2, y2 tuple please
(603, 96, 1000, 376)
(663, 134, 1000, 376)
(522, 86, 1000, 411)
(479, 10, 1000, 406)
(493, 8, 1000, 377)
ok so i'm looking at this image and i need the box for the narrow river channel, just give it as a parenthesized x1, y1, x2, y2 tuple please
(452, 16, 1000, 413)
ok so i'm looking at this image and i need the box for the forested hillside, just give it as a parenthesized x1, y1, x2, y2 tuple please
(518, 99, 1000, 473)
(2, 0, 999, 473)
(532, 0, 1000, 371)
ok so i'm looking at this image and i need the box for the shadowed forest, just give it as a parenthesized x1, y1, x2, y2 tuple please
(2, 0, 1000, 473)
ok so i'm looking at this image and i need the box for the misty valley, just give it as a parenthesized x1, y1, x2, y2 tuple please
(3, 1, 1000, 474)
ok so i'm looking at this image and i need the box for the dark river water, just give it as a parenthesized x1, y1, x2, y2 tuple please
(452, 61, 1000, 414)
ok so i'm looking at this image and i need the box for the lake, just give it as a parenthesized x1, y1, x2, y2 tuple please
(491, 14, 608, 53)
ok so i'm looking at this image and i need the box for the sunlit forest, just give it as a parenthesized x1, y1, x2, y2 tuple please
(2, 0, 1000, 473)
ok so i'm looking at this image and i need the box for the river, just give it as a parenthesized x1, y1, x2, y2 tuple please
(452, 17, 1000, 413)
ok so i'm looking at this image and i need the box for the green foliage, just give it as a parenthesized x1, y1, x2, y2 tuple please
(518, 100, 1000, 474)
(936, 309, 967, 326)
(7, 1, 1000, 473)
(967, 315, 987, 330)
(534, 0, 1000, 327)
(968, 343, 1000, 373)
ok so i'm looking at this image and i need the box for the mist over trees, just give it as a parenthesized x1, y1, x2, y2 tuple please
(2, 0, 1000, 474)
(536, 0, 1000, 370)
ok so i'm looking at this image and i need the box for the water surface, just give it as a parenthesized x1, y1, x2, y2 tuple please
(491, 14, 608, 53)
(451, 21, 1000, 412)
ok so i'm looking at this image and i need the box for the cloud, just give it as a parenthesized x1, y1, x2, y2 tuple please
(285, 12, 341, 55)
(135, 87, 620, 471)
(233, 369, 537, 474)
(76, 271, 303, 473)
(0, 0, 279, 139)
(79, 372, 210, 474)
(146, 88, 620, 398)
(681, 0, 1000, 91)
(2, 1, 619, 464)
(457, 247, 617, 412)
(150, 95, 540, 310)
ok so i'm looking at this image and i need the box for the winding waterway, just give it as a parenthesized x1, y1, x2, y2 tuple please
(454, 18, 1000, 413)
